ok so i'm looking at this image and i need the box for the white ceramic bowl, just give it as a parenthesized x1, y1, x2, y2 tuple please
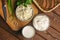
(22, 25, 35, 38)
(33, 14, 50, 31)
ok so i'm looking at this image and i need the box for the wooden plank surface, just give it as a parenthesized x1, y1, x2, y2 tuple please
(0, 8, 60, 40)
(0, 0, 60, 40)
(0, 27, 19, 40)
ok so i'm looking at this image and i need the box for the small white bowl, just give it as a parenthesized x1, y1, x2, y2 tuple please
(22, 25, 35, 38)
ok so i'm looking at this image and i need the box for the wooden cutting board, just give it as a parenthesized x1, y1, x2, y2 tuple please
(0, 0, 38, 31)
(0, 0, 4, 18)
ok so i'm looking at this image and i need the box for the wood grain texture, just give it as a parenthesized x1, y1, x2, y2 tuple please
(45, 12, 60, 32)
(54, 6, 60, 16)
(0, 0, 60, 40)
(0, 27, 19, 40)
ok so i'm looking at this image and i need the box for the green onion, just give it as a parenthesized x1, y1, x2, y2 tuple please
(7, 0, 14, 16)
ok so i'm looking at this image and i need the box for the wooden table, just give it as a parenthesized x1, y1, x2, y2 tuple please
(0, 0, 60, 40)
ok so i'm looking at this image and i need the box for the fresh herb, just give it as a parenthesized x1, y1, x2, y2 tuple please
(16, 0, 33, 7)
(25, 0, 33, 4)
(16, 0, 23, 6)
(7, 0, 14, 16)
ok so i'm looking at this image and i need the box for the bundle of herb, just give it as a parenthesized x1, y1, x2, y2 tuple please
(7, 0, 14, 15)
